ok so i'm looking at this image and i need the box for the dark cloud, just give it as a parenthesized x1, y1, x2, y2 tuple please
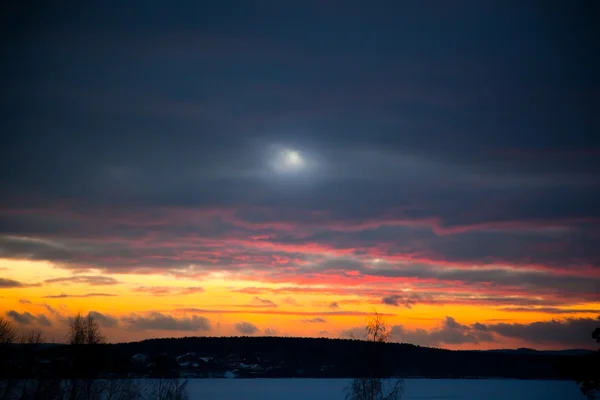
(6, 311, 36, 325)
(0, 277, 39, 288)
(436, 317, 489, 345)
(389, 316, 600, 348)
(42, 293, 116, 299)
(0, 232, 310, 275)
(18, 299, 31, 304)
(0, 236, 75, 264)
(391, 317, 495, 347)
(6, 311, 52, 327)
(389, 326, 436, 347)
(235, 322, 259, 335)
(45, 275, 119, 285)
(314, 258, 600, 298)
(0, 220, 598, 303)
(382, 293, 420, 309)
(302, 317, 326, 324)
(480, 317, 600, 347)
(122, 312, 211, 332)
(89, 311, 118, 328)
(328, 302, 339, 309)
(243, 285, 591, 309)
(0, 278, 23, 288)
(0, 3, 596, 230)
(471, 322, 489, 332)
(272, 222, 600, 271)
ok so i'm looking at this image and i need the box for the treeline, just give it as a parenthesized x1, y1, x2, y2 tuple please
(0, 314, 188, 400)
(3, 332, 597, 381)
(119, 335, 597, 380)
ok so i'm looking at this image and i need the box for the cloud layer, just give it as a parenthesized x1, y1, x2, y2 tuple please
(391, 316, 600, 348)
(6, 310, 52, 327)
(122, 313, 211, 332)
(235, 322, 259, 335)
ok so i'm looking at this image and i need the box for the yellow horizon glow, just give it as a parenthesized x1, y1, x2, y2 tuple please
(1, 258, 598, 349)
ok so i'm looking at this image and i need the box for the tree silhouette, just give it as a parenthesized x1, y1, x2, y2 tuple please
(0, 317, 16, 346)
(580, 327, 600, 400)
(68, 313, 105, 346)
(0, 317, 17, 400)
(65, 313, 107, 400)
(344, 312, 404, 400)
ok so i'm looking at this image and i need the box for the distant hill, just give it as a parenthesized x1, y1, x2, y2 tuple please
(110, 336, 597, 380)
(36, 340, 593, 356)
(3, 336, 597, 381)
(483, 348, 595, 356)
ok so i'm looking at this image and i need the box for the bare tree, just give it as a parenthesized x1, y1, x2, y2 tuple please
(0, 323, 47, 400)
(17, 329, 46, 400)
(0, 317, 16, 345)
(344, 312, 404, 400)
(0, 317, 17, 400)
(366, 312, 389, 343)
(68, 313, 105, 346)
(580, 327, 599, 400)
(20, 329, 45, 346)
(66, 313, 106, 400)
(64, 312, 191, 400)
(2, 312, 190, 400)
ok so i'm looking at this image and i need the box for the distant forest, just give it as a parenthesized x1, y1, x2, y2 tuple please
(2, 336, 598, 381)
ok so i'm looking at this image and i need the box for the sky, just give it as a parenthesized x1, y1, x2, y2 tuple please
(1, 1, 599, 350)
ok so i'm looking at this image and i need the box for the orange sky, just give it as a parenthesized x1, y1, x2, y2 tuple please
(2, 257, 598, 349)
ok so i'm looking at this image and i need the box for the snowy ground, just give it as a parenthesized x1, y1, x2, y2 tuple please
(187, 378, 586, 400)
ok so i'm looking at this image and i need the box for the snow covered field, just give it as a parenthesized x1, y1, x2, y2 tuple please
(187, 378, 585, 400)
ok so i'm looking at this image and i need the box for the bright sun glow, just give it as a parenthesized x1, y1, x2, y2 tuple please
(282, 150, 303, 168)
(273, 148, 306, 173)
